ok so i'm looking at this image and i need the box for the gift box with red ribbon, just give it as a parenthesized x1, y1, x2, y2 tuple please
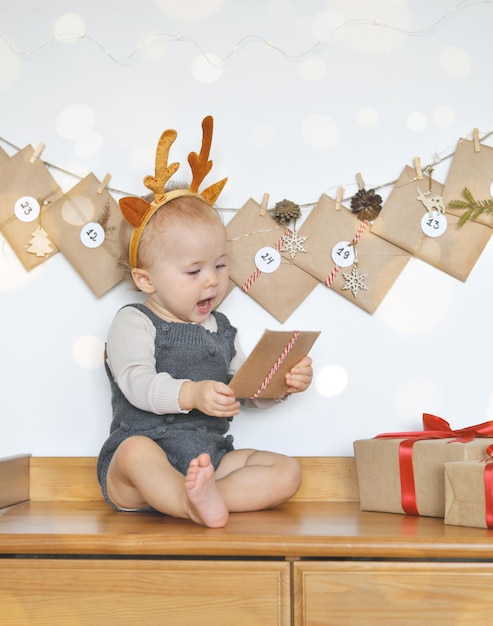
(353, 414, 493, 518)
(444, 445, 493, 529)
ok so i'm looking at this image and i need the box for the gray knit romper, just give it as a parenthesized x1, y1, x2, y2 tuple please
(97, 304, 237, 510)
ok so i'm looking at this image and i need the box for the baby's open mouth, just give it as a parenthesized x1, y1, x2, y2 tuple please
(197, 298, 213, 314)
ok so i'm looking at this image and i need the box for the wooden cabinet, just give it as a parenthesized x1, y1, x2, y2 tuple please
(2, 457, 493, 625)
(293, 560, 493, 625)
(4, 557, 493, 625)
(0, 559, 291, 626)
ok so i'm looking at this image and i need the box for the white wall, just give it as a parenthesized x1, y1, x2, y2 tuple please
(1, 0, 492, 458)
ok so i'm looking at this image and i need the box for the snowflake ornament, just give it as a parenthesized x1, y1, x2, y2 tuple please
(342, 265, 368, 298)
(280, 230, 308, 259)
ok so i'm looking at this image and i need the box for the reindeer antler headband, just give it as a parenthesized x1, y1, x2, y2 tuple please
(119, 115, 227, 269)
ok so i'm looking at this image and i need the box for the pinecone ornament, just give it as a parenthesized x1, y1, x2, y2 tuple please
(350, 188, 382, 221)
(273, 199, 301, 226)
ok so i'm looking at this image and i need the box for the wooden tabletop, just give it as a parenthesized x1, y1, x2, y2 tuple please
(1, 500, 493, 559)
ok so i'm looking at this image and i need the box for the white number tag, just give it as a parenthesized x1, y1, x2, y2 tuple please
(14, 196, 40, 223)
(80, 222, 105, 248)
(421, 211, 447, 238)
(254, 246, 281, 273)
(331, 241, 355, 267)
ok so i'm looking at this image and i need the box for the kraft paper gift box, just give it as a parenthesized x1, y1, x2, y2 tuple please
(371, 165, 491, 282)
(284, 193, 411, 314)
(353, 414, 493, 518)
(444, 457, 493, 529)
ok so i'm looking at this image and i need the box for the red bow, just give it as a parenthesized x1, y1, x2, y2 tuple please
(376, 414, 493, 516)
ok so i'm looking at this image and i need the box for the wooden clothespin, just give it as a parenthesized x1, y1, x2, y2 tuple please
(355, 172, 365, 190)
(29, 142, 45, 164)
(413, 157, 423, 180)
(428, 167, 434, 193)
(259, 192, 269, 216)
(335, 186, 344, 211)
(97, 173, 112, 194)
(473, 128, 480, 153)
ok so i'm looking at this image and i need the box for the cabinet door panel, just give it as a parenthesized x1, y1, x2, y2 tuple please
(294, 561, 493, 626)
(1, 559, 290, 626)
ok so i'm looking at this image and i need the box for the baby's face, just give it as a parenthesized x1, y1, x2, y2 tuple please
(145, 219, 229, 324)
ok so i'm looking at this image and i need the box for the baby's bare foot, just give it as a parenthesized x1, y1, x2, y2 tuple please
(185, 453, 228, 528)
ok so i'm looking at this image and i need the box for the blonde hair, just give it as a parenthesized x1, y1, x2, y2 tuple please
(119, 194, 224, 285)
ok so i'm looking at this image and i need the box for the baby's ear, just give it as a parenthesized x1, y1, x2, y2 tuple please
(119, 197, 151, 228)
(130, 267, 155, 294)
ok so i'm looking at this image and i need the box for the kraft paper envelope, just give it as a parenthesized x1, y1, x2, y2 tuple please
(371, 165, 491, 282)
(0, 146, 62, 270)
(229, 329, 320, 399)
(42, 173, 124, 297)
(443, 138, 493, 227)
(226, 198, 319, 323)
(286, 193, 411, 314)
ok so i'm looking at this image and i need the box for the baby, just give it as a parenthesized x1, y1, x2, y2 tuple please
(97, 117, 313, 527)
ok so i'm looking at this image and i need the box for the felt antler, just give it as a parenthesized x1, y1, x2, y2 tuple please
(143, 129, 180, 206)
(120, 116, 227, 268)
(188, 115, 227, 204)
(188, 116, 214, 193)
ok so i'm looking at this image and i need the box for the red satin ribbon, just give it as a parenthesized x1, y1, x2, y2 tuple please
(376, 414, 493, 516)
(483, 444, 493, 529)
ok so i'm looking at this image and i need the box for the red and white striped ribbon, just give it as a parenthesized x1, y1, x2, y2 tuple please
(241, 229, 291, 293)
(251, 330, 301, 399)
(324, 219, 369, 287)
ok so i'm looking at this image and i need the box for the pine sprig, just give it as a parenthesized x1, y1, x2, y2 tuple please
(448, 187, 493, 226)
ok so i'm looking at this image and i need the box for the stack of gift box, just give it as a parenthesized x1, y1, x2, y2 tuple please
(353, 413, 493, 529)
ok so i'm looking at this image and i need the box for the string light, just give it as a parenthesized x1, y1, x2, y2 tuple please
(0, 0, 489, 67)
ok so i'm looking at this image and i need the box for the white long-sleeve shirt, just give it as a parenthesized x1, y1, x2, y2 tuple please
(106, 306, 277, 414)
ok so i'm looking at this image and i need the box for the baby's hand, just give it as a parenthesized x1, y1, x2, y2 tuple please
(179, 380, 240, 417)
(285, 356, 313, 395)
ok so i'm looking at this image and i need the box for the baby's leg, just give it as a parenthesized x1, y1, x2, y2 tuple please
(214, 449, 302, 513)
(106, 436, 227, 527)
